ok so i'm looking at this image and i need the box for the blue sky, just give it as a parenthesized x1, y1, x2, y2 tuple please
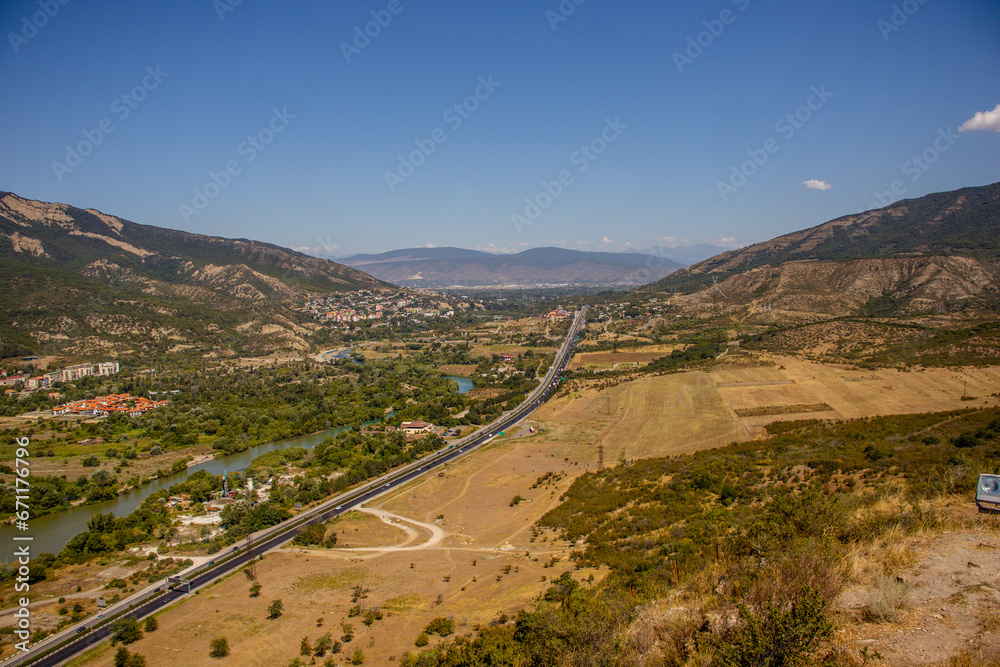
(1, 0, 997, 258)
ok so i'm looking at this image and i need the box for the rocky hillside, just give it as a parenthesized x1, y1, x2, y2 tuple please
(655, 182, 1000, 313)
(0, 192, 389, 358)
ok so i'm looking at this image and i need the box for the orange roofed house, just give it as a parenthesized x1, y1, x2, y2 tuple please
(52, 393, 168, 417)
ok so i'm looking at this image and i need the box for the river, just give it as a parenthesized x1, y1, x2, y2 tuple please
(1, 426, 349, 558)
(2, 374, 475, 557)
(444, 375, 474, 394)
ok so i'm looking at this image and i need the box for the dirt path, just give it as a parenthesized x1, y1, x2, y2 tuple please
(838, 527, 1000, 664)
(334, 507, 446, 552)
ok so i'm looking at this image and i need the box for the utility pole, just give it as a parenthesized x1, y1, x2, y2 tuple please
(245, 533, 257, 580)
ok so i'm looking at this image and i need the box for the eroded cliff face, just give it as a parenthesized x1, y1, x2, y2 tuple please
(0, 192, 387, 356)
(684, 256, 1000, 314)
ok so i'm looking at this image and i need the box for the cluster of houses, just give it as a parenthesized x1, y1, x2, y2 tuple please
(1, 361, 120, 392)
(359, 420, 437, 438)
(300, 291, 457, 325)
(51, 393, 168, 418)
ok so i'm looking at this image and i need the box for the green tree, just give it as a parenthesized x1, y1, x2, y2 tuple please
(111, 617, 143, 645)
(209, 636, 230, 658)
(268, 599, 284, 619)
(351, 649, 365, 665)
(300, 636, 312, 656)
(424, 617, 454, 636)
(249, 581, 262, 597)
(143, 616, 158, 632)
(313, 632, 333, 656)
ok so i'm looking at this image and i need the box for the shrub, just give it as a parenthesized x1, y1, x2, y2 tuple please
(415, 633, 429, 647)
(209, 636, 230, 658)
(953, 433, 979, 448)
(712, 588, 833, 667)
(268, 599, 284, 619)
(425, 617, 454, 636)
(863, 576, 908, 623)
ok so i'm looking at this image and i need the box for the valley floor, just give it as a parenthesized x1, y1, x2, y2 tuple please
(64, 358, 1000, 666)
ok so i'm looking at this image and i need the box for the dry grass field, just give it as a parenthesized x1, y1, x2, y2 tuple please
(71, 438, 599, 667)
(567, 345, 679, 371)
(531, 357, 1000, 463)
(712, 356, 1000, 427)
(437, 364, 477, 376)
(531, 371, 751, 461)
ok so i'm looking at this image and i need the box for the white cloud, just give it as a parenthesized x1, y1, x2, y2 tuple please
(423, 243, 439, 248)
(959, 104, 1000, 132)
(601, 236, 614, 244)
(575, 240, 587, 246)
(550, 239, 567, 246)
(801, 179, 832, 191)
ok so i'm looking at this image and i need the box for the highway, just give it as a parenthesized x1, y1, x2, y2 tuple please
(8, 306, 587, 667)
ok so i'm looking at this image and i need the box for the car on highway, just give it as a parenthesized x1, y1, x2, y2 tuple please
(76, 626, 87, 633)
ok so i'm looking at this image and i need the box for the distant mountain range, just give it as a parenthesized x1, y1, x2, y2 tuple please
(653, 182, 1000, 314)
(338, 246, 685, 288)
(0, 192, 387, 358)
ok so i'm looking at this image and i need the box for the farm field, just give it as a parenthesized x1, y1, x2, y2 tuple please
(567, 344, 679, 371)
(532, 357, 1000, 462)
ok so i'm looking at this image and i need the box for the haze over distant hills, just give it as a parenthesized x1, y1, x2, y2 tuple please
(338, 246, 686, 288)
(0, 192, 388, 357)
(654, 182, 1000, 314)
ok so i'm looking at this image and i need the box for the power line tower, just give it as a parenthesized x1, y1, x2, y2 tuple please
(244, 533, 257, 581)
(597, 444, 604, 470)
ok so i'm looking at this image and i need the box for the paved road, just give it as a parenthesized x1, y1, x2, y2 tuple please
(9, 307, 587, 667)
